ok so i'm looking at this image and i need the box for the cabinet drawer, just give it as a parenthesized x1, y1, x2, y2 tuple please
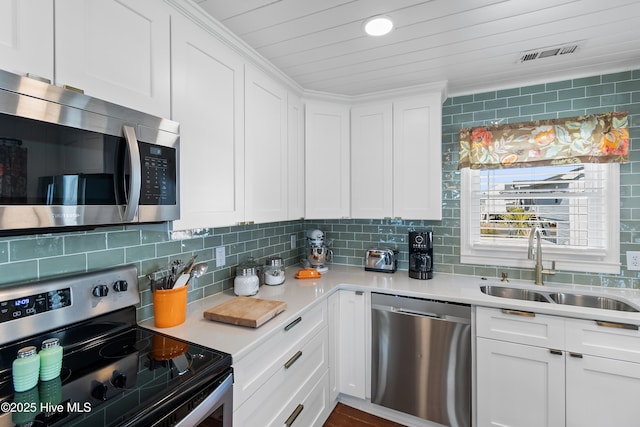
(233, 301, 327, 408)
(234, 327, 329, 426)
(278, 371, 331, 427)
(565, 317, 640, 363)
(476, 306, 565, 349)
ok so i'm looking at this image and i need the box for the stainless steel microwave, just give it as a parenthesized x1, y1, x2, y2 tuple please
(0, 69, 179, 233)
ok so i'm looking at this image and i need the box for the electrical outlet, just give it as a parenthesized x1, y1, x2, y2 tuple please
(215, 246, 226, 268)
(290, 234, 296, 249)
(627, 251, 640, 271)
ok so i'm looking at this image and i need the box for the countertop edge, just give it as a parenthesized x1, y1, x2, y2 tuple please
(139, 265, 640, 360)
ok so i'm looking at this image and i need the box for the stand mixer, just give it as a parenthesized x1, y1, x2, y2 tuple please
(305, 229, 333, 273)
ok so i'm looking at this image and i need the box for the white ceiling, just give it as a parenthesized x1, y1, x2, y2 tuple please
(194, 0, 640, 97)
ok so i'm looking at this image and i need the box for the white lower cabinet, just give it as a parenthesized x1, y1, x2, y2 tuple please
(476, 337, 565, 427)
(234, 327, 329, 426)
(328, 290, 367, 399)
(476, 306, 640, 427)
(565, 354, 640, 427)
(233, 301, 330, 426)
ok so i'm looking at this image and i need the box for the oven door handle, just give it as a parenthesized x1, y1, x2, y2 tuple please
(122, 125, 141, 222)
(174, 372, 233, 427)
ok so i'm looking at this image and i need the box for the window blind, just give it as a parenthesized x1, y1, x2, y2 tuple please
(470, 163, 607, 249)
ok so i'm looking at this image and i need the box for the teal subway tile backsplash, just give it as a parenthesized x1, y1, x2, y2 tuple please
(308, 69, 639, 290)
(0, 70, 638, 323)
(39, 254, 87, 276)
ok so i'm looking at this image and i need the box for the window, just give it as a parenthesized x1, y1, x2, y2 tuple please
(460, 163, 620, 274)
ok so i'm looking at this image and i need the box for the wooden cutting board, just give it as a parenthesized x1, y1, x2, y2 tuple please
(203, 297, 287, 328)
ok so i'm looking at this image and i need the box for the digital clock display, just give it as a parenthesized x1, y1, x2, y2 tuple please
(13, 298, 31, 308)
(0, 288, 71, 324)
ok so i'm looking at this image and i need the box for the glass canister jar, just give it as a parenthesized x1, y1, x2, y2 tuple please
(234, 266, 259, 296)
(39, 338, 63, 381)
(243, 256, 264, 286)
(264, 257, 285, 286)
(12, 346, 40, 392)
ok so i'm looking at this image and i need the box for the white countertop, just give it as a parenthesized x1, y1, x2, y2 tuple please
(139, 265, 640, 360)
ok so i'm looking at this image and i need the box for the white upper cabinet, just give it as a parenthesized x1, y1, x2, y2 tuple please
(0, 0, 53, 81)
(393, 93, 443, 220)
(351, 91, 444, 220)
(170, 13, 245, 231)
(350, 103, 393, 219)
(304, 102, 350, 219)
(244, 66, 289, 224)
(55, 0, 171, 118)
(287, 92, 305, 220)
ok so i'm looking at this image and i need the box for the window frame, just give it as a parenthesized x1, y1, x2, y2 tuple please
(460, 163, 620, 274)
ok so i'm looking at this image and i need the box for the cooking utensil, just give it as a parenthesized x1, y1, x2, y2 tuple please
(182, 256, 197, 274)
(172, 273, 190, 289)
(190, 262, 208, 279)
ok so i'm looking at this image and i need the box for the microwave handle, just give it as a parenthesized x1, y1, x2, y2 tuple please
(122, 125, 141, 222)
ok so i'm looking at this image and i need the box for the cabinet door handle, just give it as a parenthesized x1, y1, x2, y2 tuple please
(284, 317, 302, 331)
(355, 290, 364, 296)
(284, 351, 303, 369)
(285, 404, 304, 426)
(569, 352, 583, 358)
(596, 320, 639, 331)
(501, 309, 535, 317)
(549, 349, 563, 356)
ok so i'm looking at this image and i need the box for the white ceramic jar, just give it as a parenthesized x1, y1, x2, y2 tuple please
(234, 267, 259, 296)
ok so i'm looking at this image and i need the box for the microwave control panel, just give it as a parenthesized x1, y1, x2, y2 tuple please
(139, 141, 177, 205)
(0, 288, 71, 324)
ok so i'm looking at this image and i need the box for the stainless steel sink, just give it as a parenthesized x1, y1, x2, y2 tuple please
(548, 292, 639, 313)
(480, 285, 550, 303)
(479, 283, 639, 313)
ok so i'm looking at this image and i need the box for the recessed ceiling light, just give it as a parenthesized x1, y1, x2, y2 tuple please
(364, 16, 393, 36)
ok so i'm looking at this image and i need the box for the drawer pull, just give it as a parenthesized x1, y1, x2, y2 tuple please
(355, 290, 364, 296)
(284, 317, 302, 331)
(569, 352, 583, 359)
(501, 309, 535, 317)
(284, 350, 303, 369)
(549, 349, 563, 356)
(596, 320, 639, 331)
(285, 404, 304, 426)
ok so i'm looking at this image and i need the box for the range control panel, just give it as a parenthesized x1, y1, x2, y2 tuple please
(0, 264, 140, 346)
(0, 288, 71, 324)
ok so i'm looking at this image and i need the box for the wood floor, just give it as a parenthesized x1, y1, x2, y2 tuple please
(323, 403, 406, 427)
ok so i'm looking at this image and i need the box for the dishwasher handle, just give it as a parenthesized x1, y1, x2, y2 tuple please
(373, 304, 471, 325)
(396, 307, 443, 319)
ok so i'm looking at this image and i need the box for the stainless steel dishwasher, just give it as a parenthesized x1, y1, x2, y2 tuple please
(371, 292, 471, 427)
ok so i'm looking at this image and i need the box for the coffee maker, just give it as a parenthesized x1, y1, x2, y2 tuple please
(408, 231, 433, 280)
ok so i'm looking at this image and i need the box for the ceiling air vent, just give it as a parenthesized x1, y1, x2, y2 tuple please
(518, 42, 582, 63)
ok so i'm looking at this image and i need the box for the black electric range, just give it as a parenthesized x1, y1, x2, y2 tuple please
(0, 265, 232, 427)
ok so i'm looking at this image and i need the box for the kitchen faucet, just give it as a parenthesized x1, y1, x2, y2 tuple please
(527, 226, 556, 285)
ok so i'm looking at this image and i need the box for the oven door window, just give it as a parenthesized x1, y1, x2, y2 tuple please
(195, 405, 224, 427)
(0, 112, 128, 206)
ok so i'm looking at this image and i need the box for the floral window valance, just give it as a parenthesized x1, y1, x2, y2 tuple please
(458, 112, 629, 169)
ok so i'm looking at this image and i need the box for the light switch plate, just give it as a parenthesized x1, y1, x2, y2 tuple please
(215, 246, 226, 268)
(290, 234, 296, 249)
(626, 251, 640, 271)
